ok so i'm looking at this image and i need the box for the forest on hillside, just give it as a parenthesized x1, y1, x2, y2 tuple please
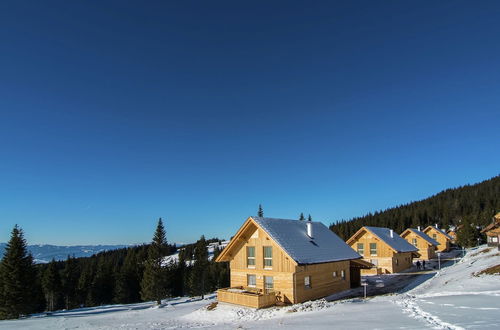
(330, 175, 500, 240)
(0, 220, 229, 319)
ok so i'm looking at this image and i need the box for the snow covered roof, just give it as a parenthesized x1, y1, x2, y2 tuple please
(424, 226, 453, 240)
(405, 228, 440, 246)
(363, 226, 418, 253)
(252, 217, 362, 265)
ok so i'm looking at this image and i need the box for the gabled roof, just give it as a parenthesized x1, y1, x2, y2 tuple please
(423, 226, 453, 240)
(401, 228, 439, 246)
(252, 217, 361, 264)
(216, 216, 361, 265)
(348, 226, 418, 253)
(481, 221, 500, 233)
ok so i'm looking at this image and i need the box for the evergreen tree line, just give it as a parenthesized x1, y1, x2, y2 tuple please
(330, 175, 500, 247)
(0, 219, 229, 320)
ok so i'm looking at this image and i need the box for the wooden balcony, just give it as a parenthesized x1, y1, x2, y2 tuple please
(217, 286, 276, 308)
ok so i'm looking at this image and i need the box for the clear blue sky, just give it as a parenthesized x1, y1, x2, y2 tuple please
(0, 1, 499, 245)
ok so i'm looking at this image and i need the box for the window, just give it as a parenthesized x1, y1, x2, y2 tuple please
(395, 259, 399, 266)
(341, 270, 345, 280)
(304, 276, 311, 289)
(370, 243, 377, 256)
(333, 271, 337, 278)
(412, 238, 418, 247)
(357, 243, 364, 255)
(247, 274, 256, 287)
(263, 246, 273, 268)
(247, 246, 255, 267)
(432, 233, 437, 240)
(264, 276, 273, 292)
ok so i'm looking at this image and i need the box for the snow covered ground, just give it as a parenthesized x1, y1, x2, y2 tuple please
(1, 245, 498, 329)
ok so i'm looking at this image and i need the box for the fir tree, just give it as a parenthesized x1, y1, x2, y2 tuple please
(42, 259, 62, 311)
(299, 213, 305, 221)
(188, 236, 209, 298)
(61, 256, 80, 310)
(258, 204, 264, 217)
(114, 250, 141, 304)
(307, 214, 312, 221)
(0, 225, 39, 319)
(141, 218, 169, 305)
(456, 217, 480, 248)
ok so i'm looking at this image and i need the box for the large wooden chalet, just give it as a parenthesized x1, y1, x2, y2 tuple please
(215, 216, 371, 308)
(423, 225, 453, 252)
(481, 213, 500, 247)
(400, 227, 439, 260)
(346, 226, 419, 274)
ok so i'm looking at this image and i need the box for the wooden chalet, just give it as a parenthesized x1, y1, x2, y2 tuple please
(423, 225, 453, 252)
(400, 227, 439, 260)
(346, 226, 419, 275)
(215, 216, 371, 308)
(481, 213, 500, 247)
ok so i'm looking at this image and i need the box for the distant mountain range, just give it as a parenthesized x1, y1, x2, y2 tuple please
(0, 243, 129, 263)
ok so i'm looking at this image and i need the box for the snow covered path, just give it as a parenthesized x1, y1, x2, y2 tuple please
(0, 246, 498, 329)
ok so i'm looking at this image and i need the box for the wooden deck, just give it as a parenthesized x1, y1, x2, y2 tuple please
(217, 287, 276, 308)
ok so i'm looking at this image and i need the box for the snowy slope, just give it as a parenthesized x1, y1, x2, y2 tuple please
(0, 245, 498, 329)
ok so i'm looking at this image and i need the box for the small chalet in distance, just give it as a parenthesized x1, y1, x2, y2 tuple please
(423, 225, 453, 252)
(215, 216, 371, 308)
(481, 213, 500, 247)
(346, 226, 419, 274)
(400, 227, 439, 260)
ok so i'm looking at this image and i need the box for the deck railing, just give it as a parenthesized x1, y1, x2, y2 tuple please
(217, 287, 276, 308)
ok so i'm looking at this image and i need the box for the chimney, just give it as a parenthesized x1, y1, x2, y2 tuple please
(306, 222, 313, 238)
(390, 229, 394, 238)
(418, 226, 421, 232)
(435, 223, 438, 229)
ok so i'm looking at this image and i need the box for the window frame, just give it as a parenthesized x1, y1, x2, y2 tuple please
(263, 246, 273, 269)
(264, 276, 274, 292)
(247, 274, 256, 287)
(247, 246, 255, 268)
(304, 275, 311, 289)
(369, 243, 377, 256)
(357, 243, 364, 255)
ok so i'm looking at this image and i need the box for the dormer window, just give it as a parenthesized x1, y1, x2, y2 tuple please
(263, 246, 273, 268)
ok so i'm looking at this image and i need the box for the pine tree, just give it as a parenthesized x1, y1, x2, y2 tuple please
(456, 217, 479, 248)
(0, 225, 39, 319)
(299, 213, 305, 221)
(61, 256, 80, 310)
(114, 250, 141, 304)
(307, 214, 312, 221)
(258, 204, 264, 217)
(141, 218, 169, 305)
(188, 236, 209, 298)
(42, 259, 62, 311)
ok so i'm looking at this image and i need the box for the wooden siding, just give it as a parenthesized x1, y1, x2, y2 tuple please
(400, 230, 437, 260)
(294, 261, 351, 303)
(423, 227, 451, 252)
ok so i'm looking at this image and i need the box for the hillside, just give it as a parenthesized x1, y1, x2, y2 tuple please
(0, 245, 498, 329)
(330, 175, 500, 240)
